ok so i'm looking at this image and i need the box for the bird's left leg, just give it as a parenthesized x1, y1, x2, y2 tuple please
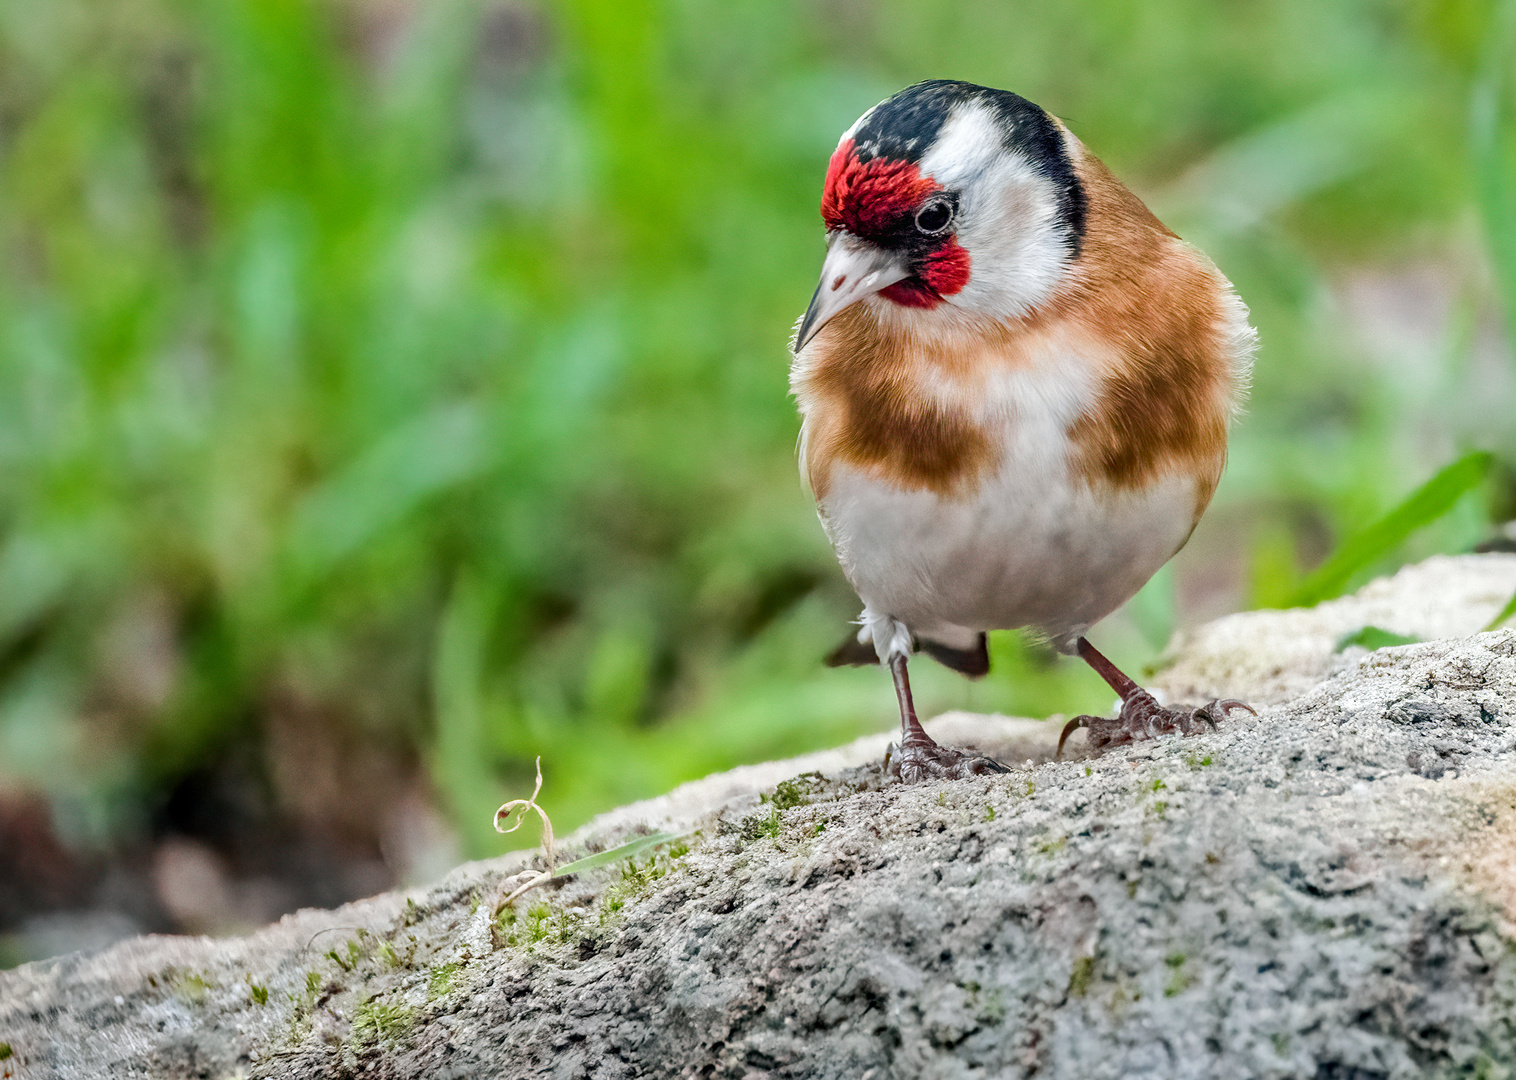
(1058, 637, 1254, 757)
(888, 653, 1009, 783)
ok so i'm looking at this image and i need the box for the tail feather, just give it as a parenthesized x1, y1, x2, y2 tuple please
(824, 633, 880, 668)
(921, 633, 990, 678)
(823, 629, 990, 678)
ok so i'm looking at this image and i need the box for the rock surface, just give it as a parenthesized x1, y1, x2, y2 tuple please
(3, 554, 1516, 1080)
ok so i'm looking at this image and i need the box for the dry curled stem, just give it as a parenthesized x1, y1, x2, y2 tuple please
(491, 757, 557, 915)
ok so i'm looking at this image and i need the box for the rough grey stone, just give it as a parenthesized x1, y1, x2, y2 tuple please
(4, 554, 1516, 1079)
(1152, 552, 1516, 707)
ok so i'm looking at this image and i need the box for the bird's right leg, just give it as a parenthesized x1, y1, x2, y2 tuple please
(888, 653, 1008, 783)
(1058, 637, 1254, 756)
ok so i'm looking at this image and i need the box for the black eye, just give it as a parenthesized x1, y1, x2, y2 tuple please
(915, 200, 952, 234)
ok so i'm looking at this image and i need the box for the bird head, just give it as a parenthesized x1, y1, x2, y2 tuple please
(795, 81, 1089, 351)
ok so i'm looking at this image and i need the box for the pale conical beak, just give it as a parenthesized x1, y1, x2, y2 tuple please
(793, 234, 911, 352)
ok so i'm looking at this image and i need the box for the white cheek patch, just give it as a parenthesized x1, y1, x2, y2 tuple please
(917, 100, 1076, 321)
(952, 168, 1070, 318)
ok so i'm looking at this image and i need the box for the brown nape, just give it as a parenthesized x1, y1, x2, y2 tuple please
(1057, 151, 1234, 508)
(803, 304, 998, 501)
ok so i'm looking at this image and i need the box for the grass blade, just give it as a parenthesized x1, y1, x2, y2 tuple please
(1472, 0, 1516, 328)
(1333, 626, 1421, 652)
(1486, 588, 1516, 633)
(1288, 451, 1494, 608)
(552, 832, 684, 878)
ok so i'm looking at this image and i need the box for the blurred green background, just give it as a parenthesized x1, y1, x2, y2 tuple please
(1, 0, 1514, 962)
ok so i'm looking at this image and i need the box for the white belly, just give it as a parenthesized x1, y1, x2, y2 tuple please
(817, 442, 1199, 655)
(793, 293, 1247, 663)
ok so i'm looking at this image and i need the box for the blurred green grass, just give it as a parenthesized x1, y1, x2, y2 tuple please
(0, 0, 1512, 865)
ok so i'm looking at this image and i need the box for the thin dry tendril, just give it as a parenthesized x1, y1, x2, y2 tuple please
(491, 757, 557, 915)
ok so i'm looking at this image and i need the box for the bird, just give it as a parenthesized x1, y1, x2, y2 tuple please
(789, 80, 1257, 783)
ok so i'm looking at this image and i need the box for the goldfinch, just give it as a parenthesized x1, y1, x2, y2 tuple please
(791, 81, 1257, 783)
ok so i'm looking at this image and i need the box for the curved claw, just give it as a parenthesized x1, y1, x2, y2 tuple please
(1057, 715, 1086, 759)
(893, 744, 1011, 783)
(1207, 698, 1257, 719)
